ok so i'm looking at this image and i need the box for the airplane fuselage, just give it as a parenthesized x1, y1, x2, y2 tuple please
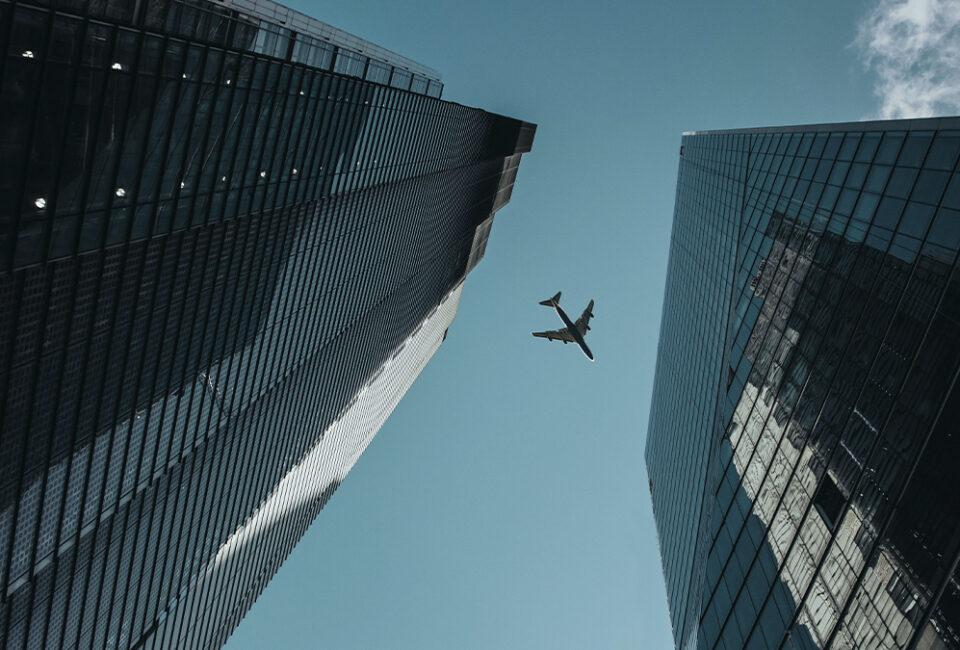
(552, 304, 595, 362)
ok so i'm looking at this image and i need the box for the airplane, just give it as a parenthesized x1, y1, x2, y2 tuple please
(532, 292, 595, 361)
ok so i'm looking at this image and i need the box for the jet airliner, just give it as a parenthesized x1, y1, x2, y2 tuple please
(532, 292, 595, 361)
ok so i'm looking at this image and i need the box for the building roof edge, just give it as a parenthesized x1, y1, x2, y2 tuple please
(682, 115, 960, 137)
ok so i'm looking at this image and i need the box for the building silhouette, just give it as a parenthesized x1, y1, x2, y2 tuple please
(0, 1, 534, 648)
(647, 118, 960, 649)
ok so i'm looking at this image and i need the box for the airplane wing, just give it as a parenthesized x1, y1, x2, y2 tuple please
(532, 328, 575, 342)
(574, 300, 595, 337)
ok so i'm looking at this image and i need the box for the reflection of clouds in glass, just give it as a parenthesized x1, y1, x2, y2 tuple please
(207, 283, 463, 572)
(855, 0, 960, 118)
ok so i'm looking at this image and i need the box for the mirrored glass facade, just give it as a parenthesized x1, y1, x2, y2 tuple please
(647, 117, 960, 650)
(0, 0, 535, 647)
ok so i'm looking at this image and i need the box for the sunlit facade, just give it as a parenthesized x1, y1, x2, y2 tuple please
(647, 118, 960, 649)
(0, 0, 535, 648)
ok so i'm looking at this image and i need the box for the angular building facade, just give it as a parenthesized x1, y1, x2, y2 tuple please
(647, 118, 960, 650)
(0, 1, 534, 648)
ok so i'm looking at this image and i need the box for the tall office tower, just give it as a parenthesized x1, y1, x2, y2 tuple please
(646, 117, 960, 650)
(0, 1, 535, 648)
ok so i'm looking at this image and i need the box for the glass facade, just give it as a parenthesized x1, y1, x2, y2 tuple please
(0, 0, 535, 648)
(647, 118, 960, 650)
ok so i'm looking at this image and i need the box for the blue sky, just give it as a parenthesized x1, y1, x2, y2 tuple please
(223, 0, 955, 648)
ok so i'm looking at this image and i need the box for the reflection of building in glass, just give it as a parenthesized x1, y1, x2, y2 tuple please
(0, 1, 534, 648)
(647, 119, 960, 649)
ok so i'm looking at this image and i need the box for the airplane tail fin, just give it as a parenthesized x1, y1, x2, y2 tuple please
(539, 291, 561, 307)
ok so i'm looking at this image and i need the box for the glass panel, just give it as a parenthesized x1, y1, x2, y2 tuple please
(924, 131, 960, 171)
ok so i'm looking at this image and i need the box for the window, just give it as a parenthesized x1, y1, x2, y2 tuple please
(812, 472, 845, 530)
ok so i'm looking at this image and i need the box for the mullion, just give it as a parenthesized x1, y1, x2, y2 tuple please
(205, 55, 249, 225)
(333, 79, 372, 194)
(2, 7, 109, 646)
(176, 55, 297, 649)
(70, 37, 187, 649)
(0, 3, 66, 614)
(148, 233, 223, 645)
(292, 74, 333, 206)
(48, 253, 124, 650)
(135, 236, 203, 639)
(101, 33, 191, 648)
(309, 75, 344, 199)
(28, 23, 142, 632)
(314, 76, 353, 199)
(1, 3, 49, 271)
(0, 1, 53, 595)
(71, 26, 154, 649)
(177, 48, 230, 231)
(144, 48, 263, 636)
(186, 78, 310, 644)
(277, 67, 318, 206)
(123, 230, 195, 641)
(357, 87, 390, 191)
(208, 55, 291, 531)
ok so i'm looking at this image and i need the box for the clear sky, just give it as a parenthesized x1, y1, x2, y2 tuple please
(222, 0, 957, 648)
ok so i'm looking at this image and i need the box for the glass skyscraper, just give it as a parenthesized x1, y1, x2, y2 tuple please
(647, 118, 960, 650)
(0, 1, 534, 648)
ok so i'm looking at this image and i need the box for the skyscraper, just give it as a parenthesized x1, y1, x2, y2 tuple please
(646, 118, 960, 650)
(0, 1, 534, 648)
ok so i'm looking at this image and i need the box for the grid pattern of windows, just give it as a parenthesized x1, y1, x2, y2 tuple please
(0, 1, 535, 648)
(646, 132, 749, 647)
(647, 118, 960, 650)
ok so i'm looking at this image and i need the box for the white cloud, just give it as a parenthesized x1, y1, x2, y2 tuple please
(855, 0, 960, 119)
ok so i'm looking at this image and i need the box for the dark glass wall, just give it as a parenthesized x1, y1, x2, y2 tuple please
(647, 118, 960, 650)
(0, 1, 535, 648)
